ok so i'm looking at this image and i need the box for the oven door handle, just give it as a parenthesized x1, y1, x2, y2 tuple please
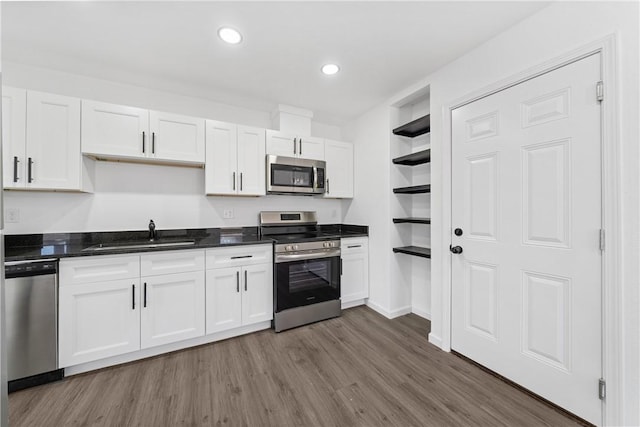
(275, 249, 341, 263)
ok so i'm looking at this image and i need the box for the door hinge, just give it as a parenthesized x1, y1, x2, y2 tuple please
(599, 378, 606, 400)
(596, 81, 604, 102)
(599, 229, 605, 251)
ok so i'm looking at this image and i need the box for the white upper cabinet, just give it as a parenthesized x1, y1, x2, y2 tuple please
(205, 120, 265, 196)
(265, 130, 324, 160)
(324, 139, 354, 199)
(2, 87, 27, 189)
(3, 88, 86, 191)
(25, 91, 83, 191)
(82, 100, 204, 165)
(236, 125, 266, 196)
(82, 100, 149, 159)
(149, 111, 205, 164)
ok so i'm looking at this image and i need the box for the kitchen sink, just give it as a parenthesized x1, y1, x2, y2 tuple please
(83, 239, 196, 252)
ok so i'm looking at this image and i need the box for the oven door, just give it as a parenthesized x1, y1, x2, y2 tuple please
(275, 250, 340, 312)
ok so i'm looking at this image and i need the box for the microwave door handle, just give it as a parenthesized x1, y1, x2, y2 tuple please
(313, 166, 318, 190)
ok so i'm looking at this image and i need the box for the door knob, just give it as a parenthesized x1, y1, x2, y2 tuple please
(449, 245, 463, 254)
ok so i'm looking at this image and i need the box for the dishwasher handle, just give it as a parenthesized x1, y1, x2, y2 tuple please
(5, 259, 58, 279)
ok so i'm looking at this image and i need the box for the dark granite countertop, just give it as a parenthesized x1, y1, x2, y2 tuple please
(4, 224, 368, 262)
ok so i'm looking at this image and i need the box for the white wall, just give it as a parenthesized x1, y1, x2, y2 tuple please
(1, 63, 344, 234)
(345, 1, 639, 424)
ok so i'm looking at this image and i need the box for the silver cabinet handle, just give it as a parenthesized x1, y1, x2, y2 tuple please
(236, 271, 240, 292)
(27, 157, 34, 183)
(293, 138, 297, 155)
(327, 178, 330, 194)
(244, 270, 248, 291)
(347, 245, 362, 248)
(132, 285, 135, 310)
(142, 131, 146, 153)
(151, 132, 156, 154)
(299, 139, 302, 155)
(240, 172, 243, 191)
(233, 172, 236, 191)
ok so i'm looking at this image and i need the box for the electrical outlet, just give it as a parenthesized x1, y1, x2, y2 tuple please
(223, 209, 234, 219)
(5, 208, 20, 223)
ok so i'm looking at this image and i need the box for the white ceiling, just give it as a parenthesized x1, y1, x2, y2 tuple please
(2, 1, 550, 125)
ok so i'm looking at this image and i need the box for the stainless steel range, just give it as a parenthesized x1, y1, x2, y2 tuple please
(259, 211, 341, 332)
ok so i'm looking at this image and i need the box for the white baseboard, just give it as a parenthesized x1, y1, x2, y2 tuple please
(65, 321, 272, 376)
(365, 300, 412, 319)
(411, 307, 431, 320)
(342, 298, 367, 309)
(428, 332, 444, 349)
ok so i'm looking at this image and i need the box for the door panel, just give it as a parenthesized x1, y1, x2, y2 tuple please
(59, 279, 140, 367)
(241, 264, 273, 325)
(205, 120, 237, 195)
(265, 130, 295, 157)
(206, 267, 242, 334)
(451, 53, 602, 424)
(26, 91, 81, 190)
(237, 125, 266, 196)
(140, 271, 205, 349)
(149, 111, 204, 164)
(2, 87, 27, 189)
(81, 100, 148, 159)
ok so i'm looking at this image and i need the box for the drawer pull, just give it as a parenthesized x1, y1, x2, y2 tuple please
(132, 285, 135, 310)
(230, 255, 253, 259)
(347, 245, 362, 248)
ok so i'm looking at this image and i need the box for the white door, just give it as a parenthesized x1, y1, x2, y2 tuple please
(140, 271, 205, 349)
(298, 135, 325, 161)
(451, 54, 602, 424)
(340, 238, 369, 304)
(205, 120, 237, 195)
(149, 111, 205, 164)
(81, 100, 149, 159)
(59, 279, 140, 367)
(265, 130, 296, 157)
(2, 86, 26, 189)
(241, 264, 273, 326)
(206, 267, 242, 334)
(26, 91, 81, 190)
(324, 139, 354, 198)
(237, 125, 266, 196)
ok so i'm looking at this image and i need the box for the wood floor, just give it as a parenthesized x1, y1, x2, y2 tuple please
(10, 306, 581, 426)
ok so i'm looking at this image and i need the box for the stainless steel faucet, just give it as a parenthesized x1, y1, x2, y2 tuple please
(148, 219, 157, 240)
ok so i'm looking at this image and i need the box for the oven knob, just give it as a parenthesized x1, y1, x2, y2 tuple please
(323, 242, 328, 248)
(294, 245, 300, 250)
(285, 245, 293, 251)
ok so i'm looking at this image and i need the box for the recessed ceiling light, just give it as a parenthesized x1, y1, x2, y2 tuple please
(321, 64, 340, 75)
(218, 27, 243, 45)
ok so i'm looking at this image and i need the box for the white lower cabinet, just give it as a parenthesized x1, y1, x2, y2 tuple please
(340, 237, 369, 307)
(206, 244, 273, 334)
(140, 271, 205, 349)
(59, 278, 141, 367)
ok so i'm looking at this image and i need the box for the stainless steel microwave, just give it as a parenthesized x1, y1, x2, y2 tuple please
(266, 155, 326, 195)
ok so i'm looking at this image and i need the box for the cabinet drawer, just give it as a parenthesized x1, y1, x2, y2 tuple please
(60, 255, 140, 286)
(206, 244, 272, 269)
(341, 237, 368, 254)
(140, 249, 205, 277)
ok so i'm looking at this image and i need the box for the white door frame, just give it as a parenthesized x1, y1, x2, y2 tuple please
(439, 34, 620, 425)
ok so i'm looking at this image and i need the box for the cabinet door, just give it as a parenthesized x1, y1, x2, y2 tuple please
(298, 135, 325, 161)
(205, 120, 237, 195)
(26, 91, 81, 190)
(59, 279, 140, 367)
(205, 267, 242, 334)
(140, 271, 205, 349)
(265, 130, 296, 157)
(149, 111, 205, 164)
(324, 139, 354, 198)
(241, 263, 273, 326)
(341, 238, 369, 304)
(2, 87, 27, 189)
(237, 125, 266, 196)
(81, 100, 148, 159)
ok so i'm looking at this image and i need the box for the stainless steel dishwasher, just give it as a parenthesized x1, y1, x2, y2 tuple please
(5, 259, 64, 392)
